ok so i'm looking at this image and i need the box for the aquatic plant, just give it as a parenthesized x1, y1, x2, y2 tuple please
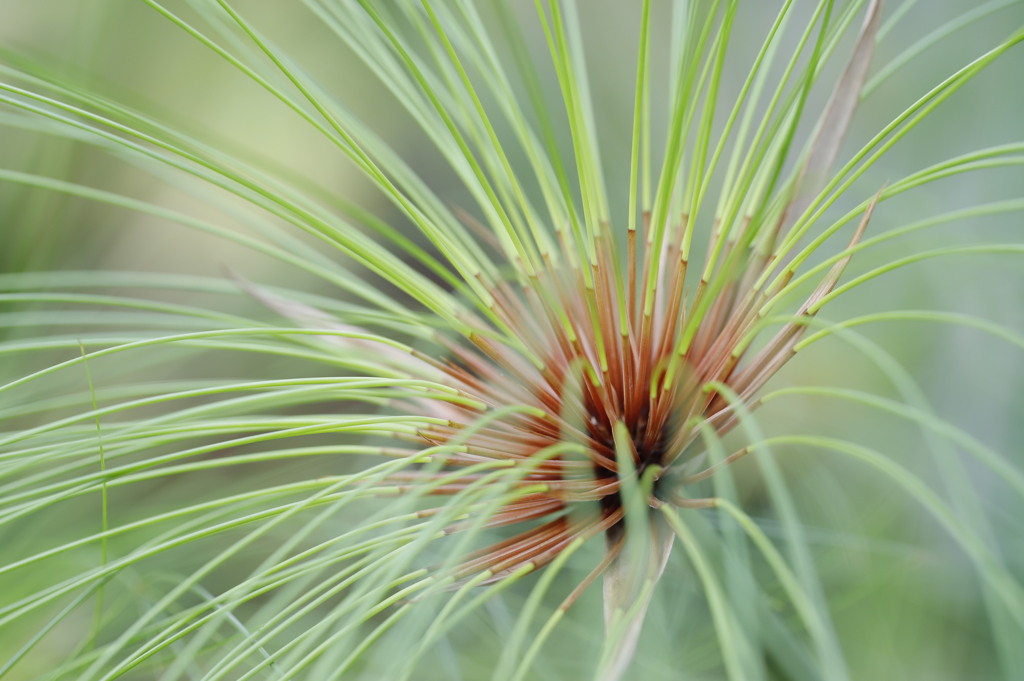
(1, 1, 1022, 679)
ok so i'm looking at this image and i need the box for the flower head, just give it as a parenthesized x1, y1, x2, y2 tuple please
(396, 192, 873, 587)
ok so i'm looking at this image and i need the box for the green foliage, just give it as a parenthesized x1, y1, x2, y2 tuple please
(1, 1, 1022, 679)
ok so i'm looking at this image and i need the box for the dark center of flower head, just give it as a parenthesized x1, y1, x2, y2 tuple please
(407, 209, 869, 583)
(586, 399, 669, 494)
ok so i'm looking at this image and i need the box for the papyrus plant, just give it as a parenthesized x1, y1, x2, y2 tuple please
(1, 1, 1023, 679)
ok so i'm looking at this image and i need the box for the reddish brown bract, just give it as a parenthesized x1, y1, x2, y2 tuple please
(410, 202, 873, 584)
